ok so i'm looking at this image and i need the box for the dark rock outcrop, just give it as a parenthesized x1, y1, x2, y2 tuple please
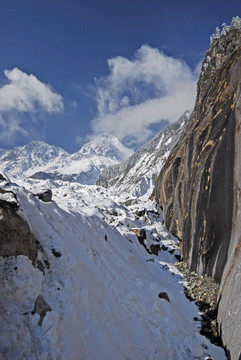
(34, 189, 52, 202)
(158, 292, 170, 302)
(153, 21, 241, 359)
(150, 243, 160, 255)
(0, 190, 39, 263)
(33, 295, 52, 326)
(0, 174, 6, 181)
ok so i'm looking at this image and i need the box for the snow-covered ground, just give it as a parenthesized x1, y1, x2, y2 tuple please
(0, 175, 226, 360)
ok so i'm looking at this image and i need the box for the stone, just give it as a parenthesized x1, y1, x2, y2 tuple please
(106, 208, 118, 217)
(33, 295, 52, 326)
(150, 244, 160, 256)
(34, 189, 52, 202)
(130, 228, 151, 254)
(123, 198, 138, 207)
(51, 248, 62, 257)
(130, 228, 146, 240)
(135, 209, 146, 217)
(174, 254, 182, 262)
(158, 292, 170, 302)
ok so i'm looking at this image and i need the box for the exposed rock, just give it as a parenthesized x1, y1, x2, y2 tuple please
(158, 292, 170, 302)
(153, 21, 241, 359)
(0, 188, 18, 210)
(122, 198, 139, 207)
(51, 248, 62, 258)
(135, 209, 146, 217)
(106, 208, 118, 217)
(176, 262, 219, 309)
(130, 228, 146, 240)
(0, 192, 39, 263)
(174, 254, 182, 262)
(150, 244, 160, 256)
(0, 174, 6, 181)
(130, 228, 151, 253)
(153, 28, 241, 283)
(176, 262, 222, 347)
(217, 210, 241, 360)
(34, 189, 52, 202)
(33, 295, 52, 326)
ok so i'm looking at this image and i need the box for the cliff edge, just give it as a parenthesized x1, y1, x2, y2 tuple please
(153, 18, 241, 360)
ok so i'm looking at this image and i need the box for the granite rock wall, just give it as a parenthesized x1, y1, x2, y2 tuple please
(153, 28, 241, 359)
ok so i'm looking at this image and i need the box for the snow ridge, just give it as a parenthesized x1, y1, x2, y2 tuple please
(97, 110, 191, 197)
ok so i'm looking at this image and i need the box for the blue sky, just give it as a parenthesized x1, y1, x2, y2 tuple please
(0, 0, 240, 152)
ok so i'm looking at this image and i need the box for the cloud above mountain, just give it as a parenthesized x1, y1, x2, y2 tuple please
(90, 45, 197, 147)
(0, 68, 64, 144)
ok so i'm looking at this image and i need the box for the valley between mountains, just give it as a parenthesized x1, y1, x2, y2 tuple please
(2, 17, 241, 360)
(0, 127, 226, 360)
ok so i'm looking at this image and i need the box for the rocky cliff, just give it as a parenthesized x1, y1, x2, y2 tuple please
(153, 18, 241, 360)
(0, 183, 49, 273)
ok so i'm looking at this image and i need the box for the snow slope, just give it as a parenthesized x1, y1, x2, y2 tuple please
(97, 110, 191, 197)
(0, 175, 226, 360)
(0, 135, 133, 185)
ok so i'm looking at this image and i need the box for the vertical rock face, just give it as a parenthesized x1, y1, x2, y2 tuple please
(153, 21, 241, 359)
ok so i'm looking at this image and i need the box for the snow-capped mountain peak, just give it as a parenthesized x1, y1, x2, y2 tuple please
(71, 134, 133, 161)
(0, 136, 133, 185)
(0, 141, 69, 178)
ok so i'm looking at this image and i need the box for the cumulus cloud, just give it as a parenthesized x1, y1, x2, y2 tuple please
(90, 45, 197, 147)
(0, 68, 64, 144)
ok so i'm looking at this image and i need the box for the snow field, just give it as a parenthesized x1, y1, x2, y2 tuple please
(0, 180, 226, 359)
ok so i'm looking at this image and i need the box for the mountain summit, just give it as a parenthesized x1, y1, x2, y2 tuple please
(0, 135, 133, 184)
(72, 134, 133, 162)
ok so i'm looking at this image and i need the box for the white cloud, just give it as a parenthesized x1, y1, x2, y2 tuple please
(90, 45, 198, 147)
(0, 68, 64, 144)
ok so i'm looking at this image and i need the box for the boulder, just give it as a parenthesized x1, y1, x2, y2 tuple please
(106, 208, 118, 217)
(150, 244, 160, 256)
(34, 189, 52, 202)
(33, 295, 52, 326)
(130, 228, 146, 240)
(135, 209, 146, 217)
(158, 292, 170, 302)
(123, 198, 138, 207)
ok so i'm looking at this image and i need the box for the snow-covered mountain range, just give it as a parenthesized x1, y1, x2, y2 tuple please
(0, 111, 189, 192)
(0, 134, 133, 185)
